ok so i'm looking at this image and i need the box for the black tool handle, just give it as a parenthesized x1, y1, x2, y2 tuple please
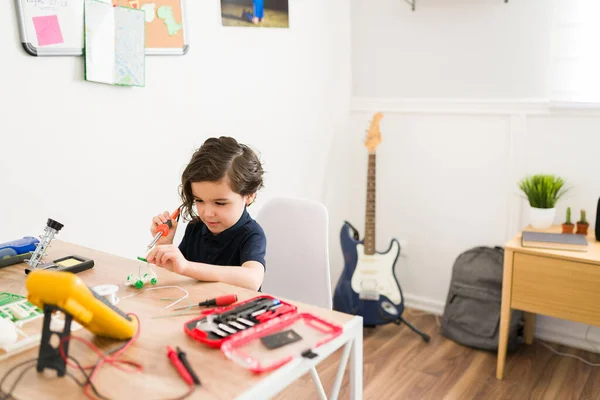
(177, 347, 201, 385)
(218, 298, 276, 319)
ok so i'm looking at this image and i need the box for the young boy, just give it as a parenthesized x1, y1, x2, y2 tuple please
(146, 137, 266, 291)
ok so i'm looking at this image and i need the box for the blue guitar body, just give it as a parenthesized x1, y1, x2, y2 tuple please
(333, 222, 405, 326)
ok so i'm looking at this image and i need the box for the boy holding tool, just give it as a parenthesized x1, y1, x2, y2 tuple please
(146, 137, 266, 291)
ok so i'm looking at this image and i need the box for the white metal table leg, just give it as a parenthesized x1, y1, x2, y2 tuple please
(329, 341, 353, 400)
(233, 316, 363, 400)
(349, 321, 363, 400)
(309, 367, 328, 400)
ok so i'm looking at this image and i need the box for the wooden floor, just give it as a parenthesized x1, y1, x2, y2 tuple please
(274, 312, 600, 400)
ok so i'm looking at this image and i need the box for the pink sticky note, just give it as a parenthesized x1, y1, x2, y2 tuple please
(32, 15, 64, 47)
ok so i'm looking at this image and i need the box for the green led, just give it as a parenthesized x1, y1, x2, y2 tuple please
(137, 256, 148, 263)
(150, 278, 157, 285)
(134, 280, 144, 289)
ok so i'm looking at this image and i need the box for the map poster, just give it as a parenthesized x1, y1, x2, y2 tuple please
(84, 0, 145, 87)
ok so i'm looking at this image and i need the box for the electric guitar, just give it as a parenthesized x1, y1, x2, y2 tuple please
(333, 112, 405, 326)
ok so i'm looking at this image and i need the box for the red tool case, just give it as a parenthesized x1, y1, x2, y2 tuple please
(183, 295, 343, 373)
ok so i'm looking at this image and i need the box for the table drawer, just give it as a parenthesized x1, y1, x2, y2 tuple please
(511, 253, 600, 326)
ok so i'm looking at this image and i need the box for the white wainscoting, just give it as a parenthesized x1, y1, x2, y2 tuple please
(346, 96, 600, 354)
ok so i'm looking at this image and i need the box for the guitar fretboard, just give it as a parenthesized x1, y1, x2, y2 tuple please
(364, 153, 376, 255)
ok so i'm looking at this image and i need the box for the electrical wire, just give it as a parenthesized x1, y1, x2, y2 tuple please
(539, 340, 600, 367)
(145, 286, 189, 310)
(0, 358, 37, 400)
(58, 314, 142, 399)
(584, 325, 600, 353)
(0, 313, 196, 400)
(120, 286, 189, 311)
(66, 355, 113, 400)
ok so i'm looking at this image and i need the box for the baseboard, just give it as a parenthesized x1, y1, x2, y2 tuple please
(535, 326, 600, 354)
(351, 97, 547, 115)
(351, 97, 600, 116)
(403, 293, 600, 354)
(403, 293, 445, 316)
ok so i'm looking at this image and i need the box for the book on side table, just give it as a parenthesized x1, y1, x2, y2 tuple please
(521, 231, 588, 252)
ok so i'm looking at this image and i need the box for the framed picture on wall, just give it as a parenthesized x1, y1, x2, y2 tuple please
(221, 0, 289, 28)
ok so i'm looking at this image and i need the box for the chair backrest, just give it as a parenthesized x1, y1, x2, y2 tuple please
(255, 196, 332, 310)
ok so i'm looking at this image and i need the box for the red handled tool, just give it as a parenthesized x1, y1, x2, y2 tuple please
(147, 208, 181, 250)
(173, 294, 238, 311)
(167, 345, 193, 386)
(177, 347, 200, 386)
(254, 304, 295, 322)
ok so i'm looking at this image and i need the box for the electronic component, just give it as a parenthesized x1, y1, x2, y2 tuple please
(125, 257, 158, 289)
(0, 292, 43, 323)
(9, 304, 30, 320)
(26, 270, 137, 340)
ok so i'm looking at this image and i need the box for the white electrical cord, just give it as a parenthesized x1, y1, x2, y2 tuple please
(120, 285, 189, 310)
(539, 340, 600, 367)
(144, 286, 189, 310)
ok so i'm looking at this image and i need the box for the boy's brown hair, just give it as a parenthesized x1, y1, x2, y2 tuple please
(179, 137, 264, 221)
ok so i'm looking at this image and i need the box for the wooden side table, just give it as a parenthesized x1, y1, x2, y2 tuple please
(497, 226, 600, 379)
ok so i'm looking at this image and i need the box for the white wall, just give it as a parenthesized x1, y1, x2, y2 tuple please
(324, 0, 600, 353)
(0, 1, 352, 262)
(351, 0, 554, 99)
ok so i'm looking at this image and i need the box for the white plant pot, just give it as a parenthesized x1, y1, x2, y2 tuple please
(529, 206, 556, 229)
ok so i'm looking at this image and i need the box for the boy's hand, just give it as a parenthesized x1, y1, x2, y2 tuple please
(150, 211, 178, 245)
(146, 244, 188, 275)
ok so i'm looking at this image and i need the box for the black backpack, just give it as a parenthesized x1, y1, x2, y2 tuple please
(440, 246, 523, 352)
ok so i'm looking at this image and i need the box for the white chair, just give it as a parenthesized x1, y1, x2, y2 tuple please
(256, 196, 340, 399)
(256, 197, 356, 400)
(256, 196, 333, 310)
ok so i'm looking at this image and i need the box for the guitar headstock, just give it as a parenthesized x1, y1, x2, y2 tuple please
(364, 112, 383, 153)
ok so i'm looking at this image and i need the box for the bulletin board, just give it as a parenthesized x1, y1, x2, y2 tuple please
(15, 0, 188, 57)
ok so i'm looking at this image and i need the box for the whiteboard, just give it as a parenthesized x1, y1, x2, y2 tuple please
(15, 0, 189, 57)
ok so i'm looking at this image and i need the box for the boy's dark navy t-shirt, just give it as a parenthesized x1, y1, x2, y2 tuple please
(178, 208, 266, 271)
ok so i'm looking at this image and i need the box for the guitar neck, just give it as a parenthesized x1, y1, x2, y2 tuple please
(364, 153, 376, 255)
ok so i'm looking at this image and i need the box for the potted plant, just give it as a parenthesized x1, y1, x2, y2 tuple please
(562, 207, 574, 233)
(576, 209, 589, 235)
(518, 174, 569, 229)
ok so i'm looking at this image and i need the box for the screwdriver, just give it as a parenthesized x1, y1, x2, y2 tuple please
(173, 294, 238, 311)
(147, 208, 181, 250)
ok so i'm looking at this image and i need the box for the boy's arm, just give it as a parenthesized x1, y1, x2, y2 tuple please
(181, 261, 264, 291)
(147, 231, 266, 291)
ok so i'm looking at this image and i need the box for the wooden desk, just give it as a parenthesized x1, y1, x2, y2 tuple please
(496, 226, 600, 379)
(0, 240, 363, 399)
